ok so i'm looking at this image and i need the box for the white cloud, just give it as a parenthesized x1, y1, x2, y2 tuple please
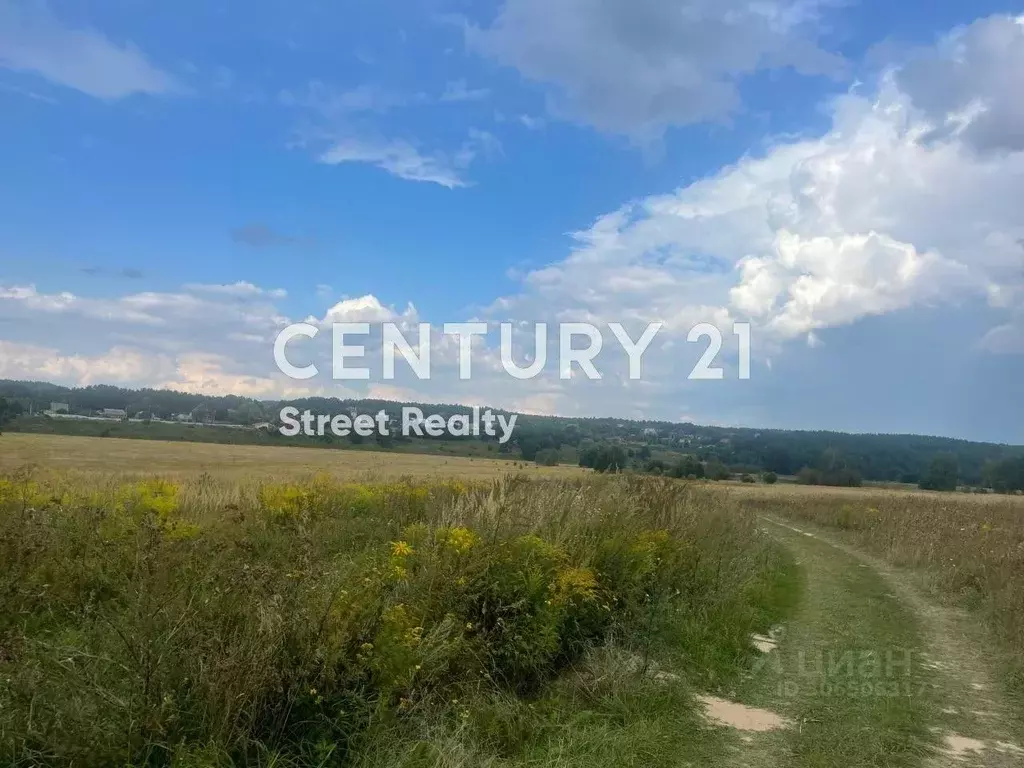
(487, 17, 1024, 354)
(319, 129, 500, 188)
(156, 353, 333, 398)
(319, 137, 469, 187)
(319, 295, 419, 326)
(0, 0, 178, 99)
(0, 340, 336, 398)
(185, 282, 288, 299)
(0, 282, 291, 352)
(466, 0, 846, 140)
(895, 15, 1024, 153)
(733, 230, 972, 339)
(0, 283, 168, 325)
(0, 340, 176, 385)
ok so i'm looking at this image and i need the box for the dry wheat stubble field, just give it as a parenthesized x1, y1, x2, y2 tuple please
(0, 432, 586, 481)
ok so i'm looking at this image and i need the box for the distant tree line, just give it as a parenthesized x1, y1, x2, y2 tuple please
(795, 447, 864, 487)
(2, 379, 1022, 492)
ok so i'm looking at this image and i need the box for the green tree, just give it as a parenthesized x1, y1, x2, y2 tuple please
(0, 397, 22, 433)
(796, 466, 821, 485)
(705, 460, 731, 481)
(919, 453, 959, 492)
(668, 455, 704, 479)
(534, 448, 560, 467)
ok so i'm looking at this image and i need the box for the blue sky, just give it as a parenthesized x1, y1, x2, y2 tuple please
(1, 0, 1023, 442)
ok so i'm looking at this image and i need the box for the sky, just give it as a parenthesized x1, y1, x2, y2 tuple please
(0, 0, 1022, 443)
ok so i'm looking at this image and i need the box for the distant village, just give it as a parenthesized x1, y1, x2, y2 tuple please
(40, 401, 275, 432)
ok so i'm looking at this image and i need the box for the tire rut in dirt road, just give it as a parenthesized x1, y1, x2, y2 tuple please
(761, 517, 1024, 768)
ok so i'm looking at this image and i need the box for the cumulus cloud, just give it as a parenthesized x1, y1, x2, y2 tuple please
(488, 17, 1024, 355)
(733, 231, 972, 339)
(319, 295, 419, 326)
(0, 340, 332, 398)
(0, 282, 339, 397)
(895, 15, 1024, 153)
(157, 353, 333, 398)
(0, 277, 577, 413)
(0, 340, 176, 385)
(466, 0, 846, 140)
(0, 0, 178, 99)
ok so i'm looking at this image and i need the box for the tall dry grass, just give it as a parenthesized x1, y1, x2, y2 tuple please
(0, 469, 792, 767)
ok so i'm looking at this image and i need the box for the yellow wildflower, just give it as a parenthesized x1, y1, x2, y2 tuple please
(391, 541, 414, 557)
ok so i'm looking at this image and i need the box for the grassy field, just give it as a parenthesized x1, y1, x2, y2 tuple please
(0, 433, 585, 481)
(5, 432, 1024, 766)
(0, 466, 795, 767)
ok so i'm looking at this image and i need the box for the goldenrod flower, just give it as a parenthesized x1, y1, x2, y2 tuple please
(391, 541, 414, 557)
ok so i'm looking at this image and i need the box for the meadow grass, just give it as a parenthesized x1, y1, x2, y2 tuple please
(0, 467, 795, 766)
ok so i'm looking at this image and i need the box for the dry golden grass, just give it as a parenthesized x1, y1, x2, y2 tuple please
(0, 433, 586, 482)
(716, 478, 1024, 506)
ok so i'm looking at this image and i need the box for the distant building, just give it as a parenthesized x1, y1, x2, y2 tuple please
(50, 402, 69, 414)
(101, 408, 127, 419)
(253, 422, 273, 431)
